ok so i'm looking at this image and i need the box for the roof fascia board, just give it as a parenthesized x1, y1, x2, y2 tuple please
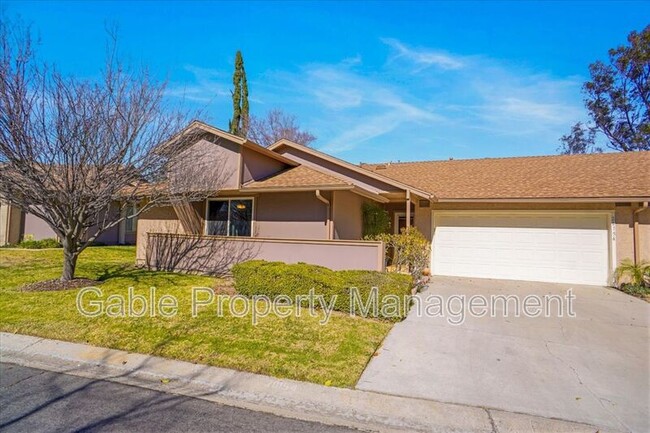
(240, 185, 354, 193)
(176, 121, 298, 167)
(351, 187, 390, 203)
(437, 197, 650, 203)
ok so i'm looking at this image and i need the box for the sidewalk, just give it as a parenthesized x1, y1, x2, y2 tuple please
(1, 332, 615, 433)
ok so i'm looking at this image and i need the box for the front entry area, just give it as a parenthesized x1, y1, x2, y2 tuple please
(431, 211, 611, 286)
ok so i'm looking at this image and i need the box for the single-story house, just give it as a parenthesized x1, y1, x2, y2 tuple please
(0, 200, 138, 246)
(137, 120, 650, 287)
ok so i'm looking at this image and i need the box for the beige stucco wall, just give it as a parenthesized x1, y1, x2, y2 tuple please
(255, 191, 329, 239)
(173, 138, 241, 190)
(241, 147, 287, 184)
(414, 203, 432, 239)
(332, 190, 364, 240)
(430, 202, 615, 211)
(23, 211, 57, 241)
(136, 205, 186, 264)
(0, 205, 5, 245)
(615, 204, 650, 264)
(0, 202, 8, 245)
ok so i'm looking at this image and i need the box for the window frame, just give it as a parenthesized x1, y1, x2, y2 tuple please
(125, 204, 138, 234)
(204, 197, 255, 237)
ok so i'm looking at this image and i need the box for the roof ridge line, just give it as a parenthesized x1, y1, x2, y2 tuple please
(361, 150, 650, 166)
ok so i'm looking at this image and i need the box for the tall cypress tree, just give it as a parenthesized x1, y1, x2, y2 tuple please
(229, 51, 249, 137)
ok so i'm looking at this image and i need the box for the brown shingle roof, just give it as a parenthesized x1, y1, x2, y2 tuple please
(361, 151, 650, 200)
(242, 165, 352, 190)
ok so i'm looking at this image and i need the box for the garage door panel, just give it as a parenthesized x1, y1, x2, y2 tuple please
(432, 213, 609, 285)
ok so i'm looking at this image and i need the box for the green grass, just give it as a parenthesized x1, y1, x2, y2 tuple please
(0, 247, 392, 387)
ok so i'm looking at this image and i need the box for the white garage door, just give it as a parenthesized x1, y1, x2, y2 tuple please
(432, 212, 610, 285)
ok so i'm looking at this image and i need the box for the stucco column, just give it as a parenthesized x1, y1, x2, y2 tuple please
(405, 191, 411, 230)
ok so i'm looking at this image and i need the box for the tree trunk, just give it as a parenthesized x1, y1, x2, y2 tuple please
(61, 244, 79, 282)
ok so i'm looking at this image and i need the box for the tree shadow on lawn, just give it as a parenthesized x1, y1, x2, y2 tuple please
(94, 264, 208, 288)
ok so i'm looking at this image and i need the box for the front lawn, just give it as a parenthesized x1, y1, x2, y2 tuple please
(0, 247, 392, 387)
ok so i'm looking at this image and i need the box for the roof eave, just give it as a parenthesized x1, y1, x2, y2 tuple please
(436, 197, 650, 203)
(240, 185, 355, 193)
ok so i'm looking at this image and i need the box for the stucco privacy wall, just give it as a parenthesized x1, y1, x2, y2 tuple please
(136, 201, 209, 260)
(143, 233, 385, 272)
(332, 190, 364, 240)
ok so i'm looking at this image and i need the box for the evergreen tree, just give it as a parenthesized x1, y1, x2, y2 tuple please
(229, 51, 249, 137)
(559, 26, 649, 153)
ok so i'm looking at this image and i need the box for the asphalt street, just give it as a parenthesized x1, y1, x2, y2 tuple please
(0, 363, 357, 432)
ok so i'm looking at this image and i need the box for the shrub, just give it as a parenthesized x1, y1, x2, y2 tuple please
(618, 283, 650, 299)
(232, 260, 412, 321)
(362, 202, 390, 238)
(14, 238, 62, 249)
(369, 227, 430, 290)
(614, 259, 649, 287)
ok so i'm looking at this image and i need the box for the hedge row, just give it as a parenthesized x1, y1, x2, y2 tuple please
(231, 260, 413, 321)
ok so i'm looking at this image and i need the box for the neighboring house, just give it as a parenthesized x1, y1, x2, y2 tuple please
(0, 201, 138, 246)
(137, 120, 650, 286)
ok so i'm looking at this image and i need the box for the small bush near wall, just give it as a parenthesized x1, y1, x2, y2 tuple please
(3, 238, 62, 249)
(232, 260, 413, 321)
(362, 202, 390, 238)
(615, 259, 650, 300)
(369, 227, 431, 290)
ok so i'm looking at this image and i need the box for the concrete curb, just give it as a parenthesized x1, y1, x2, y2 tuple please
(1, 332, 615, 433)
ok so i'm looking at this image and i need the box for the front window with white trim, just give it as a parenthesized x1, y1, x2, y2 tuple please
(206, 199, 253, 237)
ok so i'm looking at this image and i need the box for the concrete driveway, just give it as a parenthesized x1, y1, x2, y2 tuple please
(357, 276, 650, 433)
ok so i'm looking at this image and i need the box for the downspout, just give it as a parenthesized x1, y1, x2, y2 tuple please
(633, 201, 648, 264)
(315, 190, 332, 240)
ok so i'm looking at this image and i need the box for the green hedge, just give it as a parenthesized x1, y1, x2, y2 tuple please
(12, 238, 62, 249)
(232, 260, 413, 321)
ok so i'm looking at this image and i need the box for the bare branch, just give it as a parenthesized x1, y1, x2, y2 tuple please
(0, 17, 228, 280)
(247, 108, 316, 147)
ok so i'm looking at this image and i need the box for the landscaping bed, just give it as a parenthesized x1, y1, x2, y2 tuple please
(232, 260, 413, 321)
(0, 247, 392, 387)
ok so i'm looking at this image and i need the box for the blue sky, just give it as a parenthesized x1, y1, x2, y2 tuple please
(5, 1, 650, 163)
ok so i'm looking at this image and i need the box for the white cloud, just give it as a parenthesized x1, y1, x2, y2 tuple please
(381, 37, 465, 70)
(168, 38, 587, 159)
(259, 60, 442, 153)
(166, 65, 230, 103)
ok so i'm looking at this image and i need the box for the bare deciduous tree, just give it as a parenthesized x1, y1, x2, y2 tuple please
(247, 108, 316, 147)
(0, 18, 229, 282)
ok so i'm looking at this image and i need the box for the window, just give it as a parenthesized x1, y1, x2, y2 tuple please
(125, 204, 137, 233)
(206, 199, 253, 237)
